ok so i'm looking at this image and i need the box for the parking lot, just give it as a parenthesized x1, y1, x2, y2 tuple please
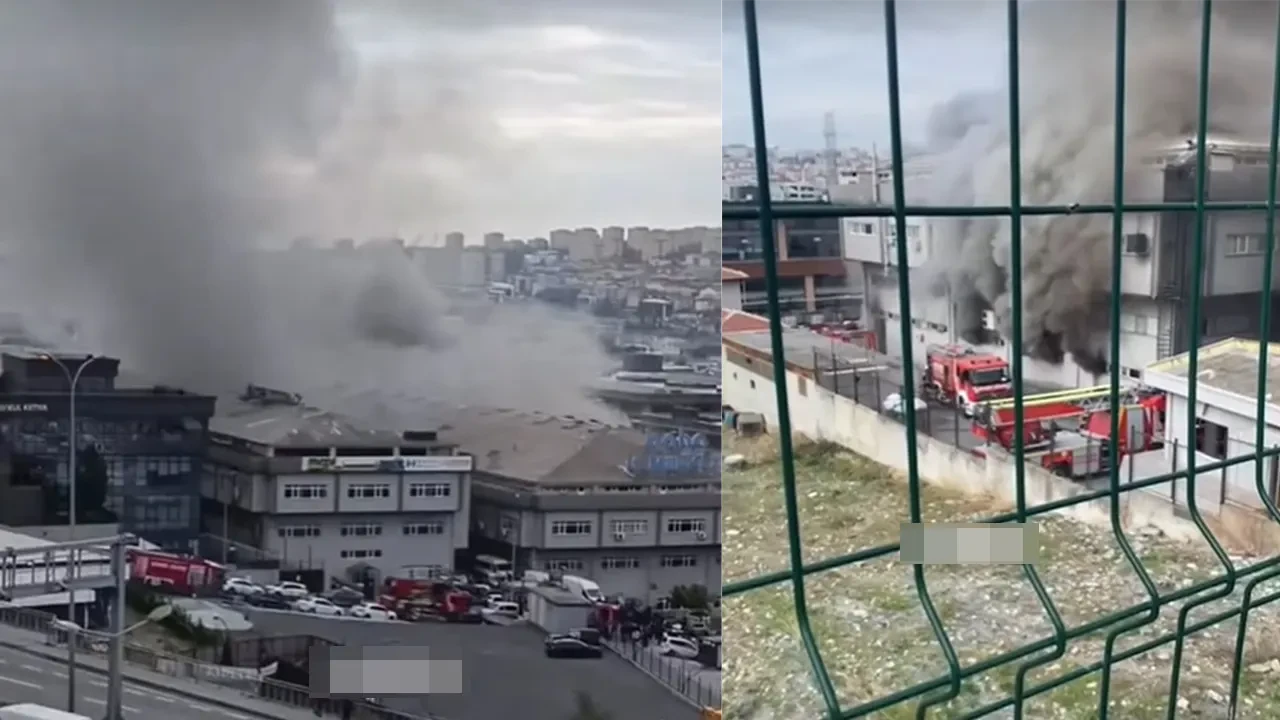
(237, 607, 700, 720)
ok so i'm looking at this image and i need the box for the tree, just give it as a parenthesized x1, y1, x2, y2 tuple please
(671, 584, 711, 611)
(75, 445, 110, 523)
(569, 692, 613, 720)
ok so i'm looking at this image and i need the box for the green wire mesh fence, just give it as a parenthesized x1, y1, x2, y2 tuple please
(722, 0, 1280, 717)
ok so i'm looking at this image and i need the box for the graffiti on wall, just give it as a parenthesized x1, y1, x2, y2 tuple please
(624, 431, 719, 479)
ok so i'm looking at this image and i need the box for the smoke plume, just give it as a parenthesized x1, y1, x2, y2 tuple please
(920, 1, 1279, 375)
(0, 0, 616, 419)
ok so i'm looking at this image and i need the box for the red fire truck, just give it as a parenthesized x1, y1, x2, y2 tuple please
(921, 345, 1012, 417)
(128, 549, 225, 594)
(973, 384, 1167, 478)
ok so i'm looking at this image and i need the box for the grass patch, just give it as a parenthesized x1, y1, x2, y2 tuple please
(721, 433, 1280, 720)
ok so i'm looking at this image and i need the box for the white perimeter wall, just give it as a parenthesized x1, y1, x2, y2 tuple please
(722, 346, 1213, 545)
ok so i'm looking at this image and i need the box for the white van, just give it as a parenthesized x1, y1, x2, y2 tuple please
(0, 704, 92, 720)
(561, 575, 604, 603)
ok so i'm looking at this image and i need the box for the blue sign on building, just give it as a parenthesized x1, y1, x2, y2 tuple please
(624, 431, 719, 479)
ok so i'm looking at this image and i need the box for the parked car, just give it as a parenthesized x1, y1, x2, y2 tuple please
(660, 634, 701, 660)
(267, 581, 309, 599)
(222, 577, 263, 597)
(480, 601, 520, 623)
(295, 596, 345, 616)
(325, 588, 366, 609)
(882, 392, 928, 418)
(245, 592, 291, 610)
(348, 602, 397, 621)
(545, 634, 603, 659)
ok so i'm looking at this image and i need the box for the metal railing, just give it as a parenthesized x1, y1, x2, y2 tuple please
(723, 0, 1280, 718)
(0, 604, 436, 719)
(602, 635, 722, 709)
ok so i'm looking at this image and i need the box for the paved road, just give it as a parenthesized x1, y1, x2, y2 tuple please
(238, 607, 700, 720)
(0, 643, 254, 720)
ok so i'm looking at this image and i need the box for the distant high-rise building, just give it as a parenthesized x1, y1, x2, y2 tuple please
(483, 232, 504, 249)
(445, 232, 465, 251)
(601, 226, 625, 258)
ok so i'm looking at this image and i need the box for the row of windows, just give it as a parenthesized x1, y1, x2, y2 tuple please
(348, 484, 392, 499)
(548, 555, 700, 571)
(341, 523, 382, 537)
(407, 483, 450, 498)
(1225, 233, 1268, 256)
(340, 549, 383, 559)
(553, 518, 709, 537)
(551, 520, 592, 536)
(283, 483, 453, 501)
(404, 522, 445, 535)
(283, 484, 328, 499)
(277, 522, 444, 538)
(612, 520, 648, 535)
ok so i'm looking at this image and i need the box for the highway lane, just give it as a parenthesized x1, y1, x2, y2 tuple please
(237, 607, 700, 720)
(0, 645, 255, 720)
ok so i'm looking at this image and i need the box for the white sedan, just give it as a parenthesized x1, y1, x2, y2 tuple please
(222, 578, 263, 597)
(348, 602, 397, 621)
(882, 392, 928, 418)
(267, 581, 310, 599)
(659, 635, 701, 660)
(295, 596, 345, 616)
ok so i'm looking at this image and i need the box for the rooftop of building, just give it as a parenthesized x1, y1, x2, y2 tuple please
(721, 309, 771, 335)
(1145, 338, 1280, 406)
(210, 385, 434, 450)
(427, 405, 649, 486)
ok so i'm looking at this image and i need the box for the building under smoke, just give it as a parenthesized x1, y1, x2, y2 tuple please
(842, 1, 1280, 387)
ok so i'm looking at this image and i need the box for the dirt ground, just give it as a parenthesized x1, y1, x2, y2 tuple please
(721, 434, 1280, 720)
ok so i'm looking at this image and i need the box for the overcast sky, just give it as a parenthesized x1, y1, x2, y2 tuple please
(329, 1, 721, 241)
(722, 0, 1006, 151)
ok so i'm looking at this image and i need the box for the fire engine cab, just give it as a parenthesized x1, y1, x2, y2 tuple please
(921, 345, 1012, 417)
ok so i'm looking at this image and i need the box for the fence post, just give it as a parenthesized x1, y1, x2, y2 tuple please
(831, 349, 840, 395)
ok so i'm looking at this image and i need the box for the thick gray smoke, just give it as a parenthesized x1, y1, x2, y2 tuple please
(0, 0, 616, 419)
(920, 1, 1279, 375)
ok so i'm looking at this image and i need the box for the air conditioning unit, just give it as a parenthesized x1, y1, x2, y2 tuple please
(1123, 233, 1151, 256)
(613, 531, 626, 541)
(695, 530, 707, 541)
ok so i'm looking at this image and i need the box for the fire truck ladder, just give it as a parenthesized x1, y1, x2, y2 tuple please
(983, 383, 1146, 413)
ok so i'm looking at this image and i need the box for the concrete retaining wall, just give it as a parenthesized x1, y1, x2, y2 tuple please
(722, 349, 1251, 549)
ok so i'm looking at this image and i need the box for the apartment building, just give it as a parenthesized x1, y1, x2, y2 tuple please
(200, 385, 472, 580)
(455, 406, 721, 605)
(839, 136, 1280, 388)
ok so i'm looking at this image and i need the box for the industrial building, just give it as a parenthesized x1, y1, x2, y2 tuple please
(840, 136, 1280, 389)
(200, 385, 472, 582)
(1136, 338, 1280, 512)
(723, 196, 862, 321)
(457, 406, 721, 605)
(0, 350, 215, 550)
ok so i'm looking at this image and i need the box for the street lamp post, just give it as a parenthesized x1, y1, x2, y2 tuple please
(42, 352, 101, 714)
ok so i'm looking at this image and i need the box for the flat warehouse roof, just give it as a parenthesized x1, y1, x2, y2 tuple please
(1146, 338, 1280, 407)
